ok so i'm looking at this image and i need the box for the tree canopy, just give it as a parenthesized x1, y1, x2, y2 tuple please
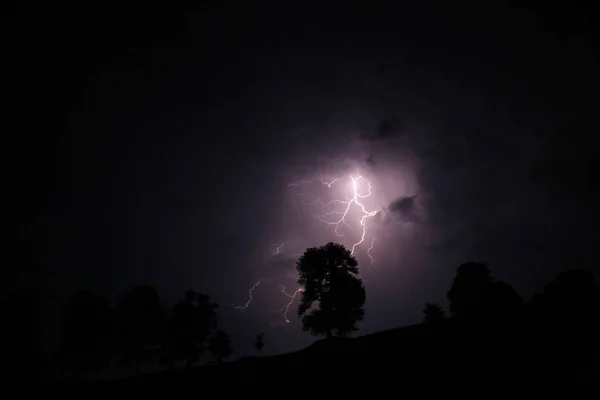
(447, 261, 522, 321)
(161, 289, 219, 368)
(208, 330, 232, 363)
(296, 242, 366, 338)
(116, 285, 165, 374)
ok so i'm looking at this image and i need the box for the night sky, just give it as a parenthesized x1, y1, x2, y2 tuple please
(16, 4, 597, 363)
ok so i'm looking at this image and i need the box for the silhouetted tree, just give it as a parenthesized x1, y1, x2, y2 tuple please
(254, 332, 265, 354)
(208, 331, 232, 363)
(58, 289, 114, 378)
(447, 262, 492, 319)
(116, 285, 165, 375)
(447, 262, 522, 321)
(487, 280, 523, 319)
(423, 302, 445, 323)
(161, 289, 218, 368)
(296, 242, 366, 338)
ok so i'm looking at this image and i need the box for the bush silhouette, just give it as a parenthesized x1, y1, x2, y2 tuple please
(296, 242, 366, 338)
(423, 302, 445, 323)
(254, 332, 265, 354)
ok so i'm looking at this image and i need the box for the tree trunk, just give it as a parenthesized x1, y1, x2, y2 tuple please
(136, 361, 141, 376)
(327, 329, 332, 339)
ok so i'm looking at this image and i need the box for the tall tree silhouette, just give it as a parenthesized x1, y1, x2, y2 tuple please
(296, 242, 366, 338)
(447, 262, 522, 321)
(58, 289, 114, 378)
(161, 289, 218, 368)
(447, 262, 492, 319)
(254, 332, 265, 354)
(423, 302, 445, 323)
(208, 331, 232, 363)
(116, 285, 165, 375)
(486, 280, 523, 319)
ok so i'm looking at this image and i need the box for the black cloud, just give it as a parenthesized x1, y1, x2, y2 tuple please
(360, 116, 406, 142)
(387, 195, 419, 223)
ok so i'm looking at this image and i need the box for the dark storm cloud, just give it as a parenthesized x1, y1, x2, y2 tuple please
(262, 254, 299, 280)
(422, 230, 470, 256)
(387, 195, 419, 223)
(377, 117, 406, 138)
(370, 210, 386, 226)
(360, 116, 406, 142)
(389, 195, 417, 213)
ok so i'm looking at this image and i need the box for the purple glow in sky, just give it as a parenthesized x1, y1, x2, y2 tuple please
(31, 5, 597, 365)
(234, 136, 423, 329)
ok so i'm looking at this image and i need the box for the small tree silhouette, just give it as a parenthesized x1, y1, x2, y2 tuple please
(208, 331, 232, 363)
(254, 332, 265, 354)
(296, 242, 366, 338)
(161, 289, 218, 368)
(116, 285, 165, 375)
(58, 289, 114, 379)
(423, 302, 445, 323)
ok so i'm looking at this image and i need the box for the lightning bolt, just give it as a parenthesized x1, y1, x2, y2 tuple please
(235, 280, 261, 311)
(288, 180, 311, 187)
(234, 246, 303, 324)
(272, 242, 285, 255)
(236, 280, 304, 325)
(235, 172, 380, 328)
(278, 285, 304, 324)
(366, 236, 376, 276)
(367, 237, 376, 264)
(318, 177, 342, 188)
(268, 285, 304, 326)
(299, 174, 379, 257)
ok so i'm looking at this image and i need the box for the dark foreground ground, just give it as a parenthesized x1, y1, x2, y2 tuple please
(47, 319, 600, 393)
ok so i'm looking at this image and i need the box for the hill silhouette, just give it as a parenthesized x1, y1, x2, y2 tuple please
(46, 317, 597, 392)
(43, 254, 600, 391)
